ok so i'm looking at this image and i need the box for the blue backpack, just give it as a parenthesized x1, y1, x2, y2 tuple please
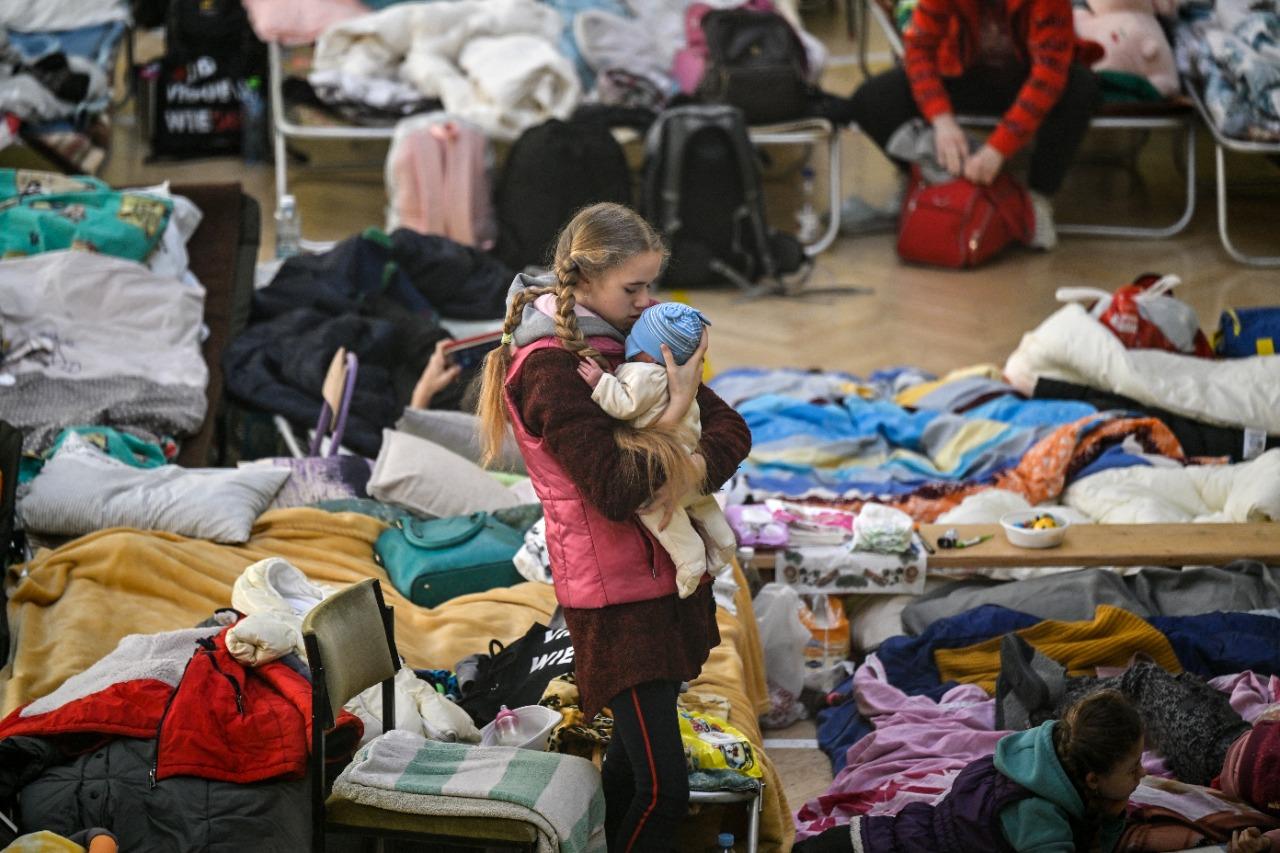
(1215, 307, 1280, 358)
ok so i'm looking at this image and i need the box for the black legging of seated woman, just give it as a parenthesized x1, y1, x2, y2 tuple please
(836, 63, 1101, 196)
(602, 680, 689, 852)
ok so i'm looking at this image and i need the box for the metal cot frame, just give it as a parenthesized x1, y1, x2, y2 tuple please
(1187, 84, 1280, 266)
(268, 41, 397, 218)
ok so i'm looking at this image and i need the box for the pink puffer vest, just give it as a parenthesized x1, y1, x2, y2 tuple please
(504, 336, 679, 609)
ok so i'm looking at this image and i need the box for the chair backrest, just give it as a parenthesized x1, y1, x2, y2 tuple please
(301, 578, 399, 728)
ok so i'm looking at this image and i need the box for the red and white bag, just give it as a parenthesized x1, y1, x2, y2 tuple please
(1056, 273, 1214, 357)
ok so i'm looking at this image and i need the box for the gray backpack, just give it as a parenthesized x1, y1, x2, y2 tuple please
(642, 105, 803, 292)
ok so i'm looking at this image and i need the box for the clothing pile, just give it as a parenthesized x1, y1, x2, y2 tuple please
(224, 228, 511, 457)
(0, 173, 210, 457)
(800, 577, 1280, 848)
(1176, 0, 1280, 140)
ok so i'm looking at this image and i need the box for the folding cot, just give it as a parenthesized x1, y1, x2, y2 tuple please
(1187, 84, 1280, 267)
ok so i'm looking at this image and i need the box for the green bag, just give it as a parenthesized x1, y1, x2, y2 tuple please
(374, 512, 526, 608)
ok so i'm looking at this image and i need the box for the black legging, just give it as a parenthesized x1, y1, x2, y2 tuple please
(602, 680, 689, 852)
(838, 64, 1100, 195)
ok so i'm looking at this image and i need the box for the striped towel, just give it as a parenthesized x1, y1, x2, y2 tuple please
(331, 729, 605, 853)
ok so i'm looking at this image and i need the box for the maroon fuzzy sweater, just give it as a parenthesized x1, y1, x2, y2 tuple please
(509, 347, 752, 716)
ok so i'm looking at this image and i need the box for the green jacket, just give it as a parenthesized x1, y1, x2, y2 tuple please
(994, 721, 1126, 853)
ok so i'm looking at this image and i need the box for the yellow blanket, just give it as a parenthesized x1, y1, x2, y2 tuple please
(934, 604, 1182, 694)
(3, 508, 792, 852)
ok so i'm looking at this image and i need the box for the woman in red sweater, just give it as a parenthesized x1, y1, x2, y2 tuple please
(475, 203, 752, 851)
(844, 0, 1099, 249)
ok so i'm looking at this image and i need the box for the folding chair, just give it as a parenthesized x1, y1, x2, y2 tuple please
(302, 578, 539, 852)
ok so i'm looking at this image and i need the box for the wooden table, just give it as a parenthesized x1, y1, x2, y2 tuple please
(749, 523, 1280, 572)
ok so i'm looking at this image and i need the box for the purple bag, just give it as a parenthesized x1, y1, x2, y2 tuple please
(250, 350, 375, 508)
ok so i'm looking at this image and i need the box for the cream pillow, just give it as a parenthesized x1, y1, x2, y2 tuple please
(367, 429, 520, 519)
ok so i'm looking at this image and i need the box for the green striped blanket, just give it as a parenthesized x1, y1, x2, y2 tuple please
(331, 729, 605, 853)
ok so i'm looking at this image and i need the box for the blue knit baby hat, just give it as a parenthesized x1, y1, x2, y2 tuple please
(625, 302, 711, 365)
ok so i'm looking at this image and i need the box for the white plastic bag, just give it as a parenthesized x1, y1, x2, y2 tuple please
(851, 503, 914, 553)
(753, 583, 811, 698)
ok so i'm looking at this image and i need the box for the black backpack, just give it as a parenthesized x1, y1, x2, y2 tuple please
(642, 104, 804, 291)
(166, 0, 257, 69)
(494, 118, 634, 271)
(456, 621, 575, 726)
(151, 0, 265, 160)
(698, 7, 810, 125)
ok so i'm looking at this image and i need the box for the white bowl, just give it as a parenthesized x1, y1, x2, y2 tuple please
(479, 705, 562, 751)
(999, 510, 1070, 549)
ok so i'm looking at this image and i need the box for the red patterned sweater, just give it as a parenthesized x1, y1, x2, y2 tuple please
(904, 0, 1078, 157)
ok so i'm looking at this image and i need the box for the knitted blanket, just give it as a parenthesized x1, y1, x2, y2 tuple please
(331, 729, 605, 853)
(935, 604, 1182, 694)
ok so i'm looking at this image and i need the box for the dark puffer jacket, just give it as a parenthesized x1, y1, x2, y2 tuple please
(6, 736, 309, 852)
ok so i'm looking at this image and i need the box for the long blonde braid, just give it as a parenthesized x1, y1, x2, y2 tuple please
(475, 285, 550, 467)
(551, 256, 609, 370)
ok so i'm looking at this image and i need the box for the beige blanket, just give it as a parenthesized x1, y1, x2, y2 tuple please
(3, 508, 792, 851)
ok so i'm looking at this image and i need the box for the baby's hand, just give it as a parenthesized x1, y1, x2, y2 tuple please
(1229, 828, 1272, 853)
(577, 358, 604, 389)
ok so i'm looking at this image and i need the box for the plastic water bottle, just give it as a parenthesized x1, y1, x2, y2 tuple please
(796, 166, 820, 244)
(274, 194, 302, 259)
(717, 832, 735, 852)
(240, 75, 266, 164)
(494, 705, 519, 746)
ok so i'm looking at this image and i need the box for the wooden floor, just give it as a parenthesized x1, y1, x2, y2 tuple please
(93, 7, 1278, 832)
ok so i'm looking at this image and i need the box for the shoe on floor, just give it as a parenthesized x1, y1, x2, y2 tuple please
(1028, 190, 1058, 251)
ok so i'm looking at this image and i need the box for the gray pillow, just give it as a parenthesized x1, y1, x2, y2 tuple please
(395, 409, 526, 475)
(367, 429, 521, 519)
(20, 436, 289, 544)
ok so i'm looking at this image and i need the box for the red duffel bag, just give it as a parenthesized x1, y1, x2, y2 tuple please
(896, 170, 1033, 269)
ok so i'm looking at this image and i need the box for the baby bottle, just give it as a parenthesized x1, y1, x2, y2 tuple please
(493, 705, 519, 746)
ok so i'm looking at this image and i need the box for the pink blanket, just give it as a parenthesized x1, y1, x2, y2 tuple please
(794, 656, 1007, 840)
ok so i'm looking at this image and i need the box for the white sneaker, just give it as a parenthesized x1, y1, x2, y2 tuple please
(838, 174, 909, 235)
(1028, 190, 1058, 251)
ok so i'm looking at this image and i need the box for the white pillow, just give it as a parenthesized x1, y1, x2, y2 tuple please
(20, 435, 289, 544)
(128, 182, 203, 280)
(367, 429, 520, 519)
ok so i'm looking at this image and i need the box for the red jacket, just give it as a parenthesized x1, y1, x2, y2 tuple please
(904, 0, 1077, 157)
(0, 626, 362, 784)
